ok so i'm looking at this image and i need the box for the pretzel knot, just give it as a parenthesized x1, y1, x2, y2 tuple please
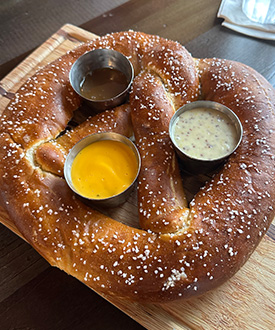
(0, 31, 275, 302)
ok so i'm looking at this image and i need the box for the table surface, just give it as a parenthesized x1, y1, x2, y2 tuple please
(0, 0, 275, 329)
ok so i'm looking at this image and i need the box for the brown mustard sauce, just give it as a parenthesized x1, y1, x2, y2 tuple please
(80, 67, 128, 100)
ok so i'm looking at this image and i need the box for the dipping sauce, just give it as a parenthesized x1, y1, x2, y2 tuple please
(172, 107, 239, 160)
(80, 67, 128, 101)
(70, 140, 138, 199)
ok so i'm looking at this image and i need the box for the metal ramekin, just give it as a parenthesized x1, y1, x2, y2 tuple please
(64, 132, 141, 208)
(169, 100, 243, 174)
(69, 48, 134, 113)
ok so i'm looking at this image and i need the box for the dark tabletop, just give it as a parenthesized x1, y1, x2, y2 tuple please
(0, 0, 275, 329)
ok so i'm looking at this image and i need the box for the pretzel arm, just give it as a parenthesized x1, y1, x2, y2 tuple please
(130, 72, 190, 233)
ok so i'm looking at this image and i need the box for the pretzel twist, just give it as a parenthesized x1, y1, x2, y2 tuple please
(0, 31, 275, 302)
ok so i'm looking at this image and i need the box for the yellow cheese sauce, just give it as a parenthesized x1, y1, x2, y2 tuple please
(71, 140, 138, 199)
(172, 107, 238, 160)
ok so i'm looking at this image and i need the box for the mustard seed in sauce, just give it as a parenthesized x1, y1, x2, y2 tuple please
(172, 107, 239, 160)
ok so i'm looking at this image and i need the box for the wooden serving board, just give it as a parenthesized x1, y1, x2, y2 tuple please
(0, 24, 274, 330)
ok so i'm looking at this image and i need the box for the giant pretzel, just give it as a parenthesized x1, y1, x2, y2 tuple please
(0, 31, 275, 302)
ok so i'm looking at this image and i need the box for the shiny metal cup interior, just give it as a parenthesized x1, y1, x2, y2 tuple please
(64, 132, 141, 208)
(169, 100, 243, 174)
(69, 48, 134, 113)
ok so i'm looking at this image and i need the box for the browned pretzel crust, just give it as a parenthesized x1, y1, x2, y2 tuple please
(0, 31, 275, 302)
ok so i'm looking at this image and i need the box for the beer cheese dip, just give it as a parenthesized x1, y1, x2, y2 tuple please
(172, 107, 239, 160)
(71, 140, 139, 199)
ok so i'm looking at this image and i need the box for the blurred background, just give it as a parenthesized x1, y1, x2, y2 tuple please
(0, 0, 128, 73)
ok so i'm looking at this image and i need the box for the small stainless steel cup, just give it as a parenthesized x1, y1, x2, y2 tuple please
(64, 132, 141, 208)
(169, 100, 243, 174)
(69, 48, 134, 113)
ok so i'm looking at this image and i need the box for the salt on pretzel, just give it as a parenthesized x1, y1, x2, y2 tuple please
(0, 31, 275, 302)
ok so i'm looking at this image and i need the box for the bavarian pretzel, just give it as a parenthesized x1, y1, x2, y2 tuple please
(0, 31, 275, 302)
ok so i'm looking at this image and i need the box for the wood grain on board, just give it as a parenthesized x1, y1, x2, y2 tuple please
(0, 24, 274, 330)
